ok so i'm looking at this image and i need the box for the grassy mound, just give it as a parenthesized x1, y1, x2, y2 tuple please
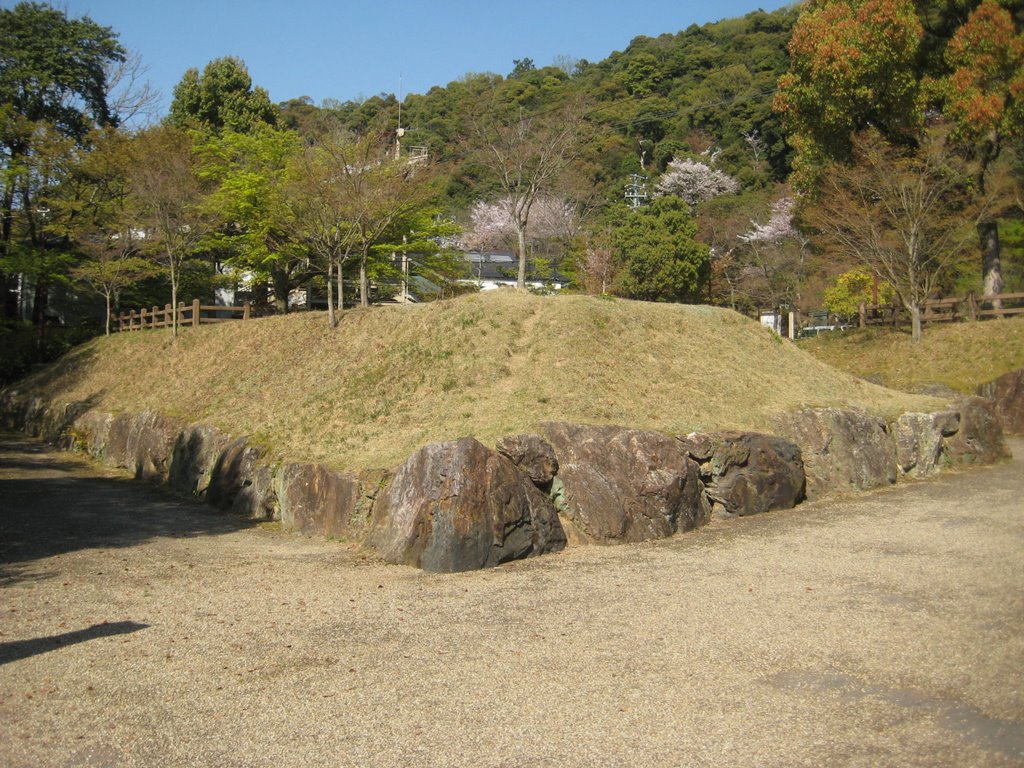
(13, 291, 942, 470)
(799, 318, 1024, 394)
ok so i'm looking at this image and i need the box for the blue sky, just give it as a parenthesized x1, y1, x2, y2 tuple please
(12, 0, 794, 115)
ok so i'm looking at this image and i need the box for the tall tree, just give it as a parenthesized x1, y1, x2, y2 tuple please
(467, 99, 586, 288)
(0, 1, 126, 319)
(807, 128, 983, 341)
(128, 126, 209, 338)
(197, 127, 308, 313)
(168, 57, 277, 135)
(925, 0, 1024, 301)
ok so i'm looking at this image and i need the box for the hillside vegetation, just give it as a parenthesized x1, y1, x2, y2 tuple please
(799, 318, 1024, 394)
(14, 292, 942, 471)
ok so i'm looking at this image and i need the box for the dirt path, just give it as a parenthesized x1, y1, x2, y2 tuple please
(1, 433, 1022, 768)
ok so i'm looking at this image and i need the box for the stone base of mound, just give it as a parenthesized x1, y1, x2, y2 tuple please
(0, 389, 1011, 573)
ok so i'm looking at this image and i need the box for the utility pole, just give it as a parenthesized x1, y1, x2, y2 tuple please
(625, 174, 648, 209)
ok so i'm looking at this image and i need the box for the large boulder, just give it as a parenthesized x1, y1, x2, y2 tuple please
(945, 396, 1011, 465)
(169, 424, 233, 497)
(771, 408, 896, 500)
(364, 437, 565, 572)
(892, 411, 959, 477)
(538, 422, 709, 544)
(206, 437, 277, 519)
(977, 368, 1024, 436)
(103, 411, 183, 482)
(495, 433, 558, 487)
(678, 431, 805, 518)
(278, 463, 384, 541)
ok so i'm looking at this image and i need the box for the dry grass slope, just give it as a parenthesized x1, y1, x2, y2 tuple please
(799, 317, 1024, 394)
(14, 291, 942, 470)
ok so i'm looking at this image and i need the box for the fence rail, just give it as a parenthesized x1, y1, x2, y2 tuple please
(857, 291, 1024, 327)
(115, 299, 251, 332)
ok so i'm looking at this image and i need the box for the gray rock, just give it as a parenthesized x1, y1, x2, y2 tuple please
(169, 424, 232, 497)
(539, 422, 709, 544)
(771, 408, 896, 500)
(495, 433, 559, 487)
(945, 396, 1010, 465)
(364, 437, 566, 572)
(104, 411, 183, 482)
(977, 368, 1024, 436)
(679, 431, 805, 517)
(892, 411, 959, 477)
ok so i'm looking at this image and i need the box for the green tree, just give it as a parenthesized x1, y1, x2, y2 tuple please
(823, 267, 896, 319)
(128, 126, 211, 337)
(612, 195, 709, 302)
(0, 1, 126, 319)
(168, 57, 278, 135)
(197, 127, 309, 313)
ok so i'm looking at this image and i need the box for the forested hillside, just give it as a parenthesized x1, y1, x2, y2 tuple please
(2, 0, 1022, 382)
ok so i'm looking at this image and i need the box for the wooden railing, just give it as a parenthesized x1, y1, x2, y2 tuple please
(857, 291, 1024, 327)
(115, 299, 251, 332)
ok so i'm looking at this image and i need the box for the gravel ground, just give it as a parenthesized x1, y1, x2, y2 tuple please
(1, 432, 1022, 768)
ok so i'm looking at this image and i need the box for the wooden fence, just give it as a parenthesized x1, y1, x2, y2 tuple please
(115, 299, 251, 332)
(856, 291, 1024, 327)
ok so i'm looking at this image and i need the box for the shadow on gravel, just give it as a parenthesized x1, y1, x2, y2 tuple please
(0, 435, 256, 577)
(0, 621, 149, 666)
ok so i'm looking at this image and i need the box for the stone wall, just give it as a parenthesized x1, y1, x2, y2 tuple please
(0, 389, 1011, 573)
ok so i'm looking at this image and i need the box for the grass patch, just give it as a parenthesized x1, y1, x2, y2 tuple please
(798, 318, 1024, 393)
(8, 291, 943, 471)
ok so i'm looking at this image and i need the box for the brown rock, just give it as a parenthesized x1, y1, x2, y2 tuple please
(279, 463, 366, 540)
(539, 422, 709, 544)
(945, 396, 1010, 465)
(892, 412, 959, 477)
(977, 368, 1024, 435)
(495, 433, 559, 486)
(169, 424, 232, 497)
(364, 437, 566, 572)
(104, 411, 183, 482)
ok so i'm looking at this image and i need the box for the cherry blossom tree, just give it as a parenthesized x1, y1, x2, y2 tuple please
(654, 157, 740, 210)
(463, 195, 580, 261)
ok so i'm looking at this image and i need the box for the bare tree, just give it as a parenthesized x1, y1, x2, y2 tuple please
(287, 130, 438, 326)
(808, 128, 983, 342)
(467, 99, 586, 288)
(128, 126, 209, 337)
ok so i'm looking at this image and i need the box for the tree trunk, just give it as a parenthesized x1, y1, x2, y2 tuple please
(516, 226, 528, 289)
(170, 259, 178, 339)
(326, 261, 336, 328)
(978, 221, 1003, 311)
(359, 254, 369, 308)
(909, 303, 922, 343)
(271, 267, 290, 314)
(104, 291, 112, 336)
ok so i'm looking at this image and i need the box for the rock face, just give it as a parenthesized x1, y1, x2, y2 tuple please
(538, 422, 709, 544)
(679, 431, 805, 517)
(892, 411, 959, 477)
(978, 368, 1024, 436)
(104, 411, 183, 482)
(771, 408, 896, 500)
(364, 437, 565, 572)
(169, 424, 233, 497)
(495, 433, 558, 487)
(279, 463, 387, 541)
(206, 437, 276, 519)
(945, 396, 1011, 465)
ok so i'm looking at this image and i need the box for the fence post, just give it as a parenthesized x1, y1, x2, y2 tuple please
(192, 298, 201, 327)
(858, 302, 866, 328)
(140, 306, 148, 329)
(177, 302, 186, 328)
(129, 309, 137, 330)
(243, 302, 251, 321)
(967, 292, 978, 321)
